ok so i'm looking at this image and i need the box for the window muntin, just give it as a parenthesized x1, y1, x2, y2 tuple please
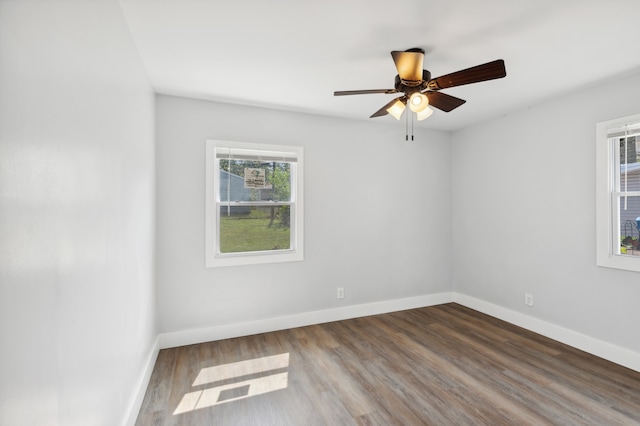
(206, 141, 303, 267)
(596, 115, 640, 271)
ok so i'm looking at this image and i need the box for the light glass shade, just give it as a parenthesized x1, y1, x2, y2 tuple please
(386, 100, 406, 120)
(409, 92, 429, 113)
(416, 107, 433, 121)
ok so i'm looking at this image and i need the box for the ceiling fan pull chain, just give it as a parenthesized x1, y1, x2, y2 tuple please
(411, 111, 414, 141)
(405, 106, 409, 141)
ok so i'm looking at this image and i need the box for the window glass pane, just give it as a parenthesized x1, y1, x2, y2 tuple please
(618, 195, 640, 257)
(219, 206, 291, 253)
(616, 136, 640, 191)
(219, 159, 291, 202)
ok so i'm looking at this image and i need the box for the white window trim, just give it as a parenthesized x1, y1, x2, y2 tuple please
(596, 113, 640, 272)
(205, 139, 304, 268)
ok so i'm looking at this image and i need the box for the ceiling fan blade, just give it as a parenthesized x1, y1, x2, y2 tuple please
(424, 91, 466, 112)
(334, 89, 397, 96)
(427, 59, 506, 91)
(391, 50, 424, 82)
(370, 96, 405, 118)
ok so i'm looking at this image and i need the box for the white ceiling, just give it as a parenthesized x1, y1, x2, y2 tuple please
(119, 0, 640, 131)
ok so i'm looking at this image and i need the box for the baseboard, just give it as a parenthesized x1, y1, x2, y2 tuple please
(124, 335, 160, 426)
(159, 292, 454, 349)
(453, 293, 640, 373)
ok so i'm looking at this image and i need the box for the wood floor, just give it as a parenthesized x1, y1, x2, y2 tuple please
(136, 303, 640, 425)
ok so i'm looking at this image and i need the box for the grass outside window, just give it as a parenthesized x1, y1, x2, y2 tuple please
(219, 207, 290, 253)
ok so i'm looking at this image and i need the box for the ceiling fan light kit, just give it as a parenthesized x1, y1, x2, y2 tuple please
(386, 99, 406, 120)
(409, 92, 429, 113)
(416, 107, 433, 121)
(334, 48, 507, 136)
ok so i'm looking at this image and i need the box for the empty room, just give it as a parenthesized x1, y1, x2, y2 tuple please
(2, 1, 640, 425)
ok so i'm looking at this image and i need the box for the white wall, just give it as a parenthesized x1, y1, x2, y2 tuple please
(452, 71, 640, 355)
(0, 2, 156, 425)
(155, 95, 452, 338)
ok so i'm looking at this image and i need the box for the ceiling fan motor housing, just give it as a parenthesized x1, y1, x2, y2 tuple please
(395, 69, 432, 94)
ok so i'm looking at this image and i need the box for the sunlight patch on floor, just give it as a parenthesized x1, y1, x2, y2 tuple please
(174, 353, 290, 415)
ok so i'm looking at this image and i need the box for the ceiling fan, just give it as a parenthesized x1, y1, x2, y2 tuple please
(334, 48, 506, 123)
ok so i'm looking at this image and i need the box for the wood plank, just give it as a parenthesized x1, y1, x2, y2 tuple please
(136, 303, 640, 425)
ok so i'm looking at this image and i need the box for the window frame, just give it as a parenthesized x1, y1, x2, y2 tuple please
(205, 139, 304, 268)
(596, 113, 640, 272)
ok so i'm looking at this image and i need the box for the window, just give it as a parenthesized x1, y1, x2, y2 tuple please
(596, 114, 640, 272)
(205, 140, 303, 267)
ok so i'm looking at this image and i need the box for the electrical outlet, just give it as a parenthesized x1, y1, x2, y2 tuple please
(337, 287, 344, 299)
(524, 293, 534, 307)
